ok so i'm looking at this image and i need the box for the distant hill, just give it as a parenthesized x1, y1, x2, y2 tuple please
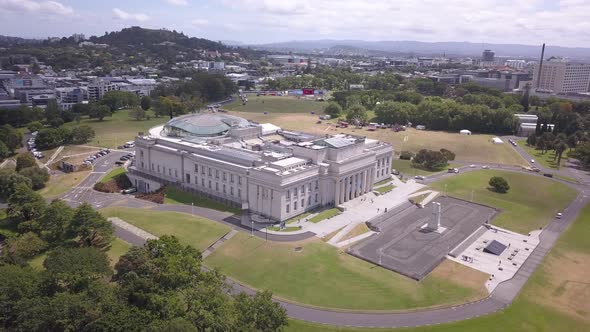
(91, 26, 227, 51)
(254, 39, 590, 60)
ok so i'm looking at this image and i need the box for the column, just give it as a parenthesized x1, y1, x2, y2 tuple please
(362, 169, 369, 193)
(344, 176, 349, 202)
(334, 178, 341, 205)
(354, 173, 360, 197)
(340, 179, 345, 203)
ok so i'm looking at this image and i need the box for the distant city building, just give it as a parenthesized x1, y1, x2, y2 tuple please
(482, 49, 495, 62)
(71, 33, 85, 43)
(87, 78, 117, 101)
(128, 113, 393, 224)
(533, 60, 590, 93)
(505, 60, 527, 70)
(55, 87, 88, 110)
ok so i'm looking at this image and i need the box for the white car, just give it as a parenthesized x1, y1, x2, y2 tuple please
(414, 175, 425, 180)
(469, 164, 476, 168)
(531, 159, 535, 163)
(482, 165, 489, 169)
(556, 212, 563, 219)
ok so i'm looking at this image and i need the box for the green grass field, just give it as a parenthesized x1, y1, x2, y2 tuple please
(308, 208, 341, 223)
(375, 184, 395, 194)
(517, 140, 569, 169)
(100, 167, 126, 183)
(430, 170, 577, 234)
(164, 186, 240, 214)
(285, 201, 590, 332)
(204, 232, 488, 311)
(100, 207, 230, 252)
(268, 225, 302, 232)
(63, 109, 166, 148)
(224, 95, 327, 114)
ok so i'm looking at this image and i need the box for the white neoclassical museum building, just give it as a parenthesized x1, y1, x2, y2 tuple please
(127, 112, 393, 223)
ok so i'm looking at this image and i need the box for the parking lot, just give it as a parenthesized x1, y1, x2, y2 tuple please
(349, 196, 498, 280)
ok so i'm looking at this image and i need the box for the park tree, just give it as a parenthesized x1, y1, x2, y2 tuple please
(346, 104, 369, 124)
(374, 101, 415, 124)
(129, 106, 147, 121)
(44, 247, 112, 292)
(7, 183, 46, 230)
(35, 128, 67, 149)
(439, 148, 456, 161)
(554, 141, 568, 168)
(141, 96, 152, 111)
(0, 124, 23, 152)
(27, 121, 43, 132)
(18, 166, 49, 190)
(520, 83, 531, 113)
(38, 199, 74, 243)
(489, 176, 510, 193)
(89, 104, 112, 121)
(71, 125, 95, 144)
(526, 133, 537, 146)
(234, 290, 288, 332)
(101, 90, 140, 112)
(0, 141, 9, 159)
(0, 265, 42, 326)
(412, 149, 449, 171)
(69, 203, 114, 249)
(323, 102, 342, 117)
(399, 151, 415, 160)
(45, 99, 61, 123)
(2, 232, 48, 264)
(15, 153, 37, 172)
(0, 169, 32, 200)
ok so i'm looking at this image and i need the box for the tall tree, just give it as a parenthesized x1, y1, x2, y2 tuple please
(520, 83, 530, 112)
(44, 247, 112, 292)
(7, 183, 46, 230)
(141, 96, 152, 111)
(69, 203, 114, 249)
(38, 199, 74, 243)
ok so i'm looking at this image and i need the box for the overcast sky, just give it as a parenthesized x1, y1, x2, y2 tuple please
(0, 0, 589, 47)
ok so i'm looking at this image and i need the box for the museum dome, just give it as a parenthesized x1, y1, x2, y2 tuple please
(162, 113, 251, 138)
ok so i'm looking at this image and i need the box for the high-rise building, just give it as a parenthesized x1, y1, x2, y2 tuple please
(482, 49, 495, 62)
(533, 60, 590, 93)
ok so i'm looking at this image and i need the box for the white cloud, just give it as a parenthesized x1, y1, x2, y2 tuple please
(191, 19, 209, 27)
(220, 0, 590, 47)
(112, 8, 150, 22)
(165, 0, 188, 6)
(0, 0, 74, 16)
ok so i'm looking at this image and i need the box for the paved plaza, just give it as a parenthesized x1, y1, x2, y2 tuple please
(448, 226, 541, 292)
(349, 197, 498, 280)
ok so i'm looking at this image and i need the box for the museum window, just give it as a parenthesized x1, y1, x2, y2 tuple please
(186, 174, 190, 183)
(151, 163, 154, 170)
(140, 150, 144, 158)
(216, 183, 219, 191)
(238, 176, 242, 185)
(202, 178, 205, 186)
(294, 201, 297, 210)
(301, 186, 305, 194)
(286, 189, 290, 199)
(175, 169, 178, 178)
(257, 185, 260, 196)
(208, 168, 212, 176)
(230, 187, 234, 196)
(308, 183, 312, 192)
(141, 161, 144, 168)
(230, 174, 234, 183)
(223, 172, 226, 181)
(301, 198, 304, 207)
(223, 184, 226, 193)
(315, 180, 319, 189)
(194, 164, 198, 172)
(315, 193, 318, 203)
(215, 170, 219, 179)
(169, 169, 172, 176)
(201, 167, 205, 175)
(286, 204, 290, 213)
(238, 189, 241, 197)
(208, 180, 212, 189)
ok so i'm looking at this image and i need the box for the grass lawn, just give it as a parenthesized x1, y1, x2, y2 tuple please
(341, 223, 370, 241)
(38, 170, 91, 199)
(308, 208, 341, 223)
(374, 178, 392, 187)
(100, 207, 230, 252)
(28, 238, 132, 270)
(164, 186, 240, 214)
(517, 140, 568, 169)
(375, 184, 395, 194)
(285, 201, 590, 332)
(100, 167, 126, 183)
(63, 109, 166, 148)
(392, 159, 459, 177)
(224, 95, 327, 114)
(205, 233, 488, 310)
(286, 212, 312, 224)
(268, 225, 302, 232)
(430, 170, 577, 234)
(409, 192, 432, 206)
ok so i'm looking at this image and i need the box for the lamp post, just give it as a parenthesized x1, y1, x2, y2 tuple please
(251, 220, 254, 237)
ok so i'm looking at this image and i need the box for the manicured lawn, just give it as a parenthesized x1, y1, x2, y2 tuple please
(409, 192, 431, 206)
(517, 140, 568, 169)
(375, 184, 395, 194)
(100, 207, 230, 252)
(392, 159, 459, 177)
(38, 170, 91, 199)
(430, 170, 577, 234)
(164, 186, 240, 214)
(100, 167, 126, 183)
(205, 233, 488, 310)
(63, 109, 166, 148)
(28, 238, 132, 270)
(374, 178, 392, 186)
(285, 201, 590, 331)
(308, 208, 341, 223)
(286, 212, 311, 224)
(341, 223, 370, 241)
(268, 225, 302, 232)
(224, 95, 327, 114)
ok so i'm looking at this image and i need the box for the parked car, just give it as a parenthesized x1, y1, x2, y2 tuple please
(556, 212, 563, 219)
(121, 187, 137, 195)
(115, 161, 125, 165)
(414, 175, 425, 180)
(531, 159, 535, 163)
(543, 173, 554, 178)
(469, 164, 476, 168)
(481, 165, 489, 169)
(392, 169, 400, 175)
(120, 156, 129, 161)
(532, 167, 541, 172)
(448, 168, 459, 173)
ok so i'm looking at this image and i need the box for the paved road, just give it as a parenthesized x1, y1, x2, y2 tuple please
(61, 156, 590, 328)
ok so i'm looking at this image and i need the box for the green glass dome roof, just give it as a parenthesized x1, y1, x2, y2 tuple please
(163, 113, 251, 138)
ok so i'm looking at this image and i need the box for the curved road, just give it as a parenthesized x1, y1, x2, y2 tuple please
(61, 150, 590, 328)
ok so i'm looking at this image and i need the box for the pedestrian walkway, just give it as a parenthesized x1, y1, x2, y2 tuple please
(332, 230, 377, 248)
(45, 145, 64, 166)
(108, 217, 158, 241)
(202, 229, 238, 258)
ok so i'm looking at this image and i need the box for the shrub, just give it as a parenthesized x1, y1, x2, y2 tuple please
(489, 176, 510, 193)
(399, 151, 415, 160)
